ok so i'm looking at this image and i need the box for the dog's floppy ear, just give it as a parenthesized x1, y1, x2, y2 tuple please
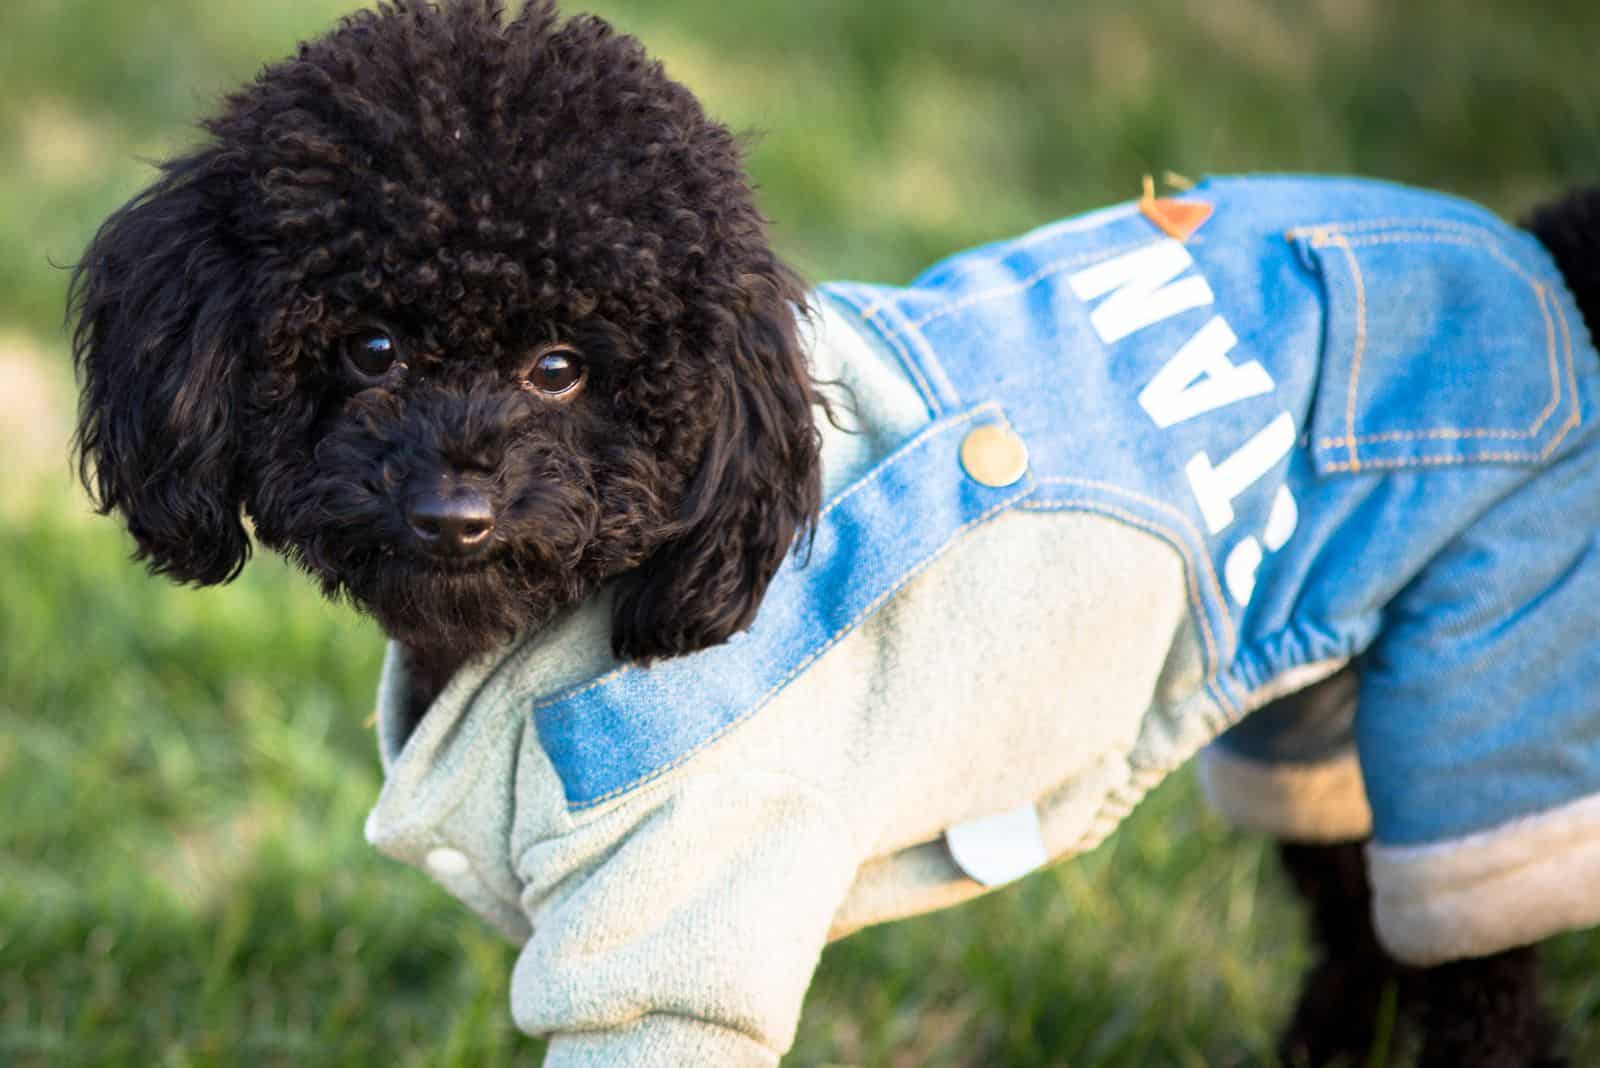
(612, 260, 824, 662)
(70, 151, 255, 585)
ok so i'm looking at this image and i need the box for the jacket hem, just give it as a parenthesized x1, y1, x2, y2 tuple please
(1369, 790, 1600, 965)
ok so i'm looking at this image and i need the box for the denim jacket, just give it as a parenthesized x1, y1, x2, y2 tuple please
(366, 176, 1600, 1067)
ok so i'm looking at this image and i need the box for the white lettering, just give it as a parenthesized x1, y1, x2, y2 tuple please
(1224, 537, 1264, 606)
(1067, 240, 1215, 344)
(1074, 241, 1306, 561)
(1184, 412, 1297, 534)
(1263, 485, 1299, 551)
(1137, 316, 1275, 429)
(1222, 486, 1299, 607)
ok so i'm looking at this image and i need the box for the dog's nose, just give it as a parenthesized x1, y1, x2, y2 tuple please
(406, 486, 496, 556)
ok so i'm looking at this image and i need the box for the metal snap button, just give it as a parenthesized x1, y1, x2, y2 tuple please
(959, 424, 1029, 488)
(424, 847, 471, 878)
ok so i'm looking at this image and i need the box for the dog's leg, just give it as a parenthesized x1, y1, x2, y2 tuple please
(1277, 838, 1414, 1067)
(1414, 944, 1567, 1068)
(1221, 665, 1406, 1064)
(1279, 838, 1568, 1068)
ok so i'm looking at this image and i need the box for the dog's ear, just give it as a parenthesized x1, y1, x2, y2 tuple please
(612, 261, 824, 662)
(70, 151, 255, 585)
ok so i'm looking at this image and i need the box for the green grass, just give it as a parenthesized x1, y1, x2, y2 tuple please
(3, 0, 1600, 1064)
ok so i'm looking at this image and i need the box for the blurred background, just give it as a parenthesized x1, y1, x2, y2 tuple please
(3, 0, 1599, 1064)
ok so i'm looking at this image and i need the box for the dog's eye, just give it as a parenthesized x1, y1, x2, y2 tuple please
(344, 330, 400, 381)
(525, 346, 586, 398)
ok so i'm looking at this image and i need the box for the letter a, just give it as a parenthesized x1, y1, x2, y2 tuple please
(1138, 316, 1275, 429)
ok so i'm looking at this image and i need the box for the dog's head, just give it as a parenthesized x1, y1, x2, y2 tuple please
(71, 0, 822, 663)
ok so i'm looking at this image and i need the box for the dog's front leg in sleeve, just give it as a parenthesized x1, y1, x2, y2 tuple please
(513, 770, 861, 1067)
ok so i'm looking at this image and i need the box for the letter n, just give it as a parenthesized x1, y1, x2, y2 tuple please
(1067, 240, 1215, 344)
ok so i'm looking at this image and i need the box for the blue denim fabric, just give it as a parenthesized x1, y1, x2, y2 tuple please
(534, 175, 1600, 851)
(535, 403, 1033, 808)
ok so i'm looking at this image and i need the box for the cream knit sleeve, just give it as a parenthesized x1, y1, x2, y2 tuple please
(511, 769, 861, 1066)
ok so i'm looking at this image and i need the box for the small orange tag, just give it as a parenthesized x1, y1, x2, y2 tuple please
(1140, 197, 1214, 242)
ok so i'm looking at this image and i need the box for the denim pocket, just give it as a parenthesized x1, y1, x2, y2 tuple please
(1292, 220, 1582, 475)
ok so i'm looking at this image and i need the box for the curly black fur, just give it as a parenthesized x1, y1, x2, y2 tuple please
(71, 0, 822, 666)
(1279, 844, 1570, 1068)
(1278, 839, 1420, 1067)
(1415, 949, 1568, 1068)
(1527, 188, 1600, 343)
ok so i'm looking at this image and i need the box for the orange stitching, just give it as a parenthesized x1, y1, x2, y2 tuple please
(1548, 285, 1583, 457)
(532, 407, 1008, 718)
(1319, 427, 1546, 446)
(1289, 217, 1509, 245)
(1019, 497, 1215, 677)
(884, 324, 944, 412)
(1316, 231, 1542, 287)
(1311, 278, 1557, 449)
(527, 663, 631, 713)
(1535, 283, 1562, 436)
(1307, 227, 1572, 467)
(1315, 438, 1572, 473)
(569, 484, 1036, 809)
(1557, 280, 1579, 431)
(1019, 494, 1238, 715)
(1327, 234, 1366, 472)
(818, 404, 1002, 521)
(1033, 475, 1236, 657)
(889, 305, 963, 403)
(825, 288, 942, 412)
(866, 300, 955, 410)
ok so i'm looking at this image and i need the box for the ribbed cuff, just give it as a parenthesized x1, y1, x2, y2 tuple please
(543, 1015, 781, 1068)
(1370, 791, 1600, 966)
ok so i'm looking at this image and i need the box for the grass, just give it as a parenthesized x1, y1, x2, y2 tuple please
(3, 0, 1599, 1064)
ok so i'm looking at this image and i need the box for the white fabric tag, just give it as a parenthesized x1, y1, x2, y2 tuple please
(945, 803, 1049, 887)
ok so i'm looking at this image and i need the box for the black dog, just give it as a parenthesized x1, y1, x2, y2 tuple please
(71, 2, 1600, 1063)
(73, 0, 821, 699)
